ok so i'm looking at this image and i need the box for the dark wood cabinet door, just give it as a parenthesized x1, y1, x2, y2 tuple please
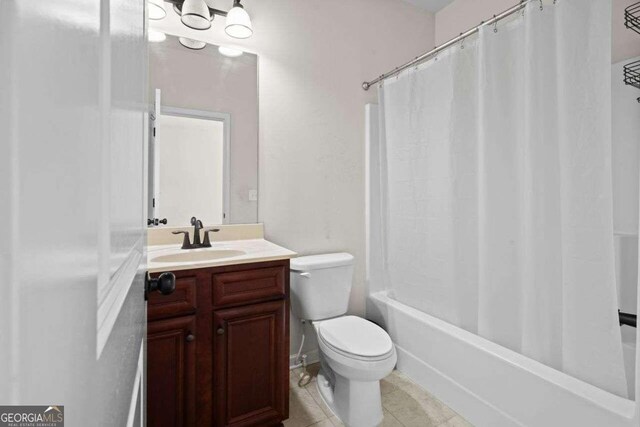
(213, 300, 289, 427)
(147, 315, 196, 427)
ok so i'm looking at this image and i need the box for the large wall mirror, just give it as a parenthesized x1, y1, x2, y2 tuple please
(148, 34, 258, 226)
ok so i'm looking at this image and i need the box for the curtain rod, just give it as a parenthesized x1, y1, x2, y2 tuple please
(361, 1, 530, 91)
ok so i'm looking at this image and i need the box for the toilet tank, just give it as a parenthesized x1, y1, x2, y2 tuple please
(290, 253, 354, 321)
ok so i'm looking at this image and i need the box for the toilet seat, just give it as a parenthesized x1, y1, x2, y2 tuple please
(317, 316, 394, 361)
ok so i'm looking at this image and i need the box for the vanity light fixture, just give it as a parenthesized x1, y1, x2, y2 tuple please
(168, 0, 253, 39)
(225, 0, 253, 39)
(218, 46, 243, 57)
(148, 0, 167, 20)
(179, 37, 207, 50)
(181, 0, 212, 30)
(148, 30, 167, 42)
(173, 3, 214, 21)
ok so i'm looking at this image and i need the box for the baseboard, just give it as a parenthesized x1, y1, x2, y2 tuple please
(289, 348, 320, 369)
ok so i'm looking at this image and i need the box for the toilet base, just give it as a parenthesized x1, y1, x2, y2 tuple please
(316, 367, 384, 427)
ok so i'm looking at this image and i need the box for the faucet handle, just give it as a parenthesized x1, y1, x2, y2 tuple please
(202, 229, 220, 247)
(172, 231, 192, 249)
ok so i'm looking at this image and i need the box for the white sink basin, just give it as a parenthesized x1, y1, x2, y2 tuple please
(151, 249, 246, 263)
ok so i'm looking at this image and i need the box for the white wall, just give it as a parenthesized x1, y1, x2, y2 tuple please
(158, 115, 224, 225)
(151, 0, 435, 357)
(612, 0, 640, 63)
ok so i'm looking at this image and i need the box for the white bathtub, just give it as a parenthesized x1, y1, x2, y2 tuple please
(367, 291, 639, 427)
(623, 340, 637, 401)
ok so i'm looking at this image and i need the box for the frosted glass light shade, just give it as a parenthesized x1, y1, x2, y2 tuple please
(179, 37, 207, 50)
(225, 4, 253, 39)
(148, 30, 166, 42)
(148, 0, 166, 20)
(173, 3, 215, 21)
(181, 0, 211, 30)
(218, 46, 243, 57)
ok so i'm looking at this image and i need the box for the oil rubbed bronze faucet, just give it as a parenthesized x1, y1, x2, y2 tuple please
(172, 217, 220, 249)
(191, 216, 204, 246)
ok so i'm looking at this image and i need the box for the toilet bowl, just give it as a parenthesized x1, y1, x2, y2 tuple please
(313, 316, 397, 427)
(290, 253, 397, 427)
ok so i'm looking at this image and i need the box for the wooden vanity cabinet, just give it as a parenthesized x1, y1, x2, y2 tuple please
(147, 315, 197, 427)
(147, 260, 290, 427)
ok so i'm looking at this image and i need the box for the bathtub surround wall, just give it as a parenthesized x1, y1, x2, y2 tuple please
(613, 58, 640, 335)
(150, 0, 436, 358)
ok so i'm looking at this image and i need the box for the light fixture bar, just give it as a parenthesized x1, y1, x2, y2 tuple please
(166, 0, 228, 17)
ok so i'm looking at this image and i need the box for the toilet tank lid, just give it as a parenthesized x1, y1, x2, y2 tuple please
(290, 253, 354, 271)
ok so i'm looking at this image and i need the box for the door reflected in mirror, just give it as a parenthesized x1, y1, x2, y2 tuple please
(153, 110, 228, 225)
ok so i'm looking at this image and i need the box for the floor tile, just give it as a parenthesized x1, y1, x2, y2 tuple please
(380, 377, 399, 396)
(305, 379, 335, 418)
(328, 409, 402, 427)
(382, 385, 457, 427)
(285, 386, 327, 427)
(288, 366, 473, 427)
(308, 420, 335, 427)
(437, 415, 474, 427)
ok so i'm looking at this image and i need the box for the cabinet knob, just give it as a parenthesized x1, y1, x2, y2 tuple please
(217, 327, 225, 335)
(186, 333, 195, 342)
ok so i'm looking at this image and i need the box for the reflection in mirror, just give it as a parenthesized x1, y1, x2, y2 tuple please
(148, 34, 258, 226)
(154, 109, 228, 225)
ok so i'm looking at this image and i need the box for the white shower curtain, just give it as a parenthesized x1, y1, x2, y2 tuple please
(378, 0, 629, 397)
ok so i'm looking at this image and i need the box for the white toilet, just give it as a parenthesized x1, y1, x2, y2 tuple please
(290, 253, 397, 427)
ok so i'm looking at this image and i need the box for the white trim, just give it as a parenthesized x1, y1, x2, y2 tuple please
(126, 340, 144, 427)
(364, 103, 381, 318)
(151, 89, 161, 219)
(159, 106, 231, 224)
(96, 241, 143, 356)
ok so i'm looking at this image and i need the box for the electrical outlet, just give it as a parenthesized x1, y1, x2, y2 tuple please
(249, 189, 258, 201)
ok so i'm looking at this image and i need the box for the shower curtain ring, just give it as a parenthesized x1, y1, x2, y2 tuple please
(539, 0, 544, 10)
(493, 16, 498, 33)
(460, 33, 465, 50)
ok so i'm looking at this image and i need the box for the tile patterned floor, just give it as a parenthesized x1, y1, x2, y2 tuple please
(285, 363, 473, 427)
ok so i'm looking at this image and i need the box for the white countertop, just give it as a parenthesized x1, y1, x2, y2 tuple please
(147, 238, 297, 273)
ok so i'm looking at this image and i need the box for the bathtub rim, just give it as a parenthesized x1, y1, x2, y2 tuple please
(369, 290, 637, 420)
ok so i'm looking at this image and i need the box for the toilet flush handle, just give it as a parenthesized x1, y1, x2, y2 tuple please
(299, 272, 311, 278)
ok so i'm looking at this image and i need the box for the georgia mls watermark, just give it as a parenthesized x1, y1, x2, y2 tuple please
(0, 406, 64, 427)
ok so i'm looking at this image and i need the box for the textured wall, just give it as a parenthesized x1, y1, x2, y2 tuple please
(150, 0, 435, 357)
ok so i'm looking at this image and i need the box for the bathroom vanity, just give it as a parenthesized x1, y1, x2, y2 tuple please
(146, 228, 295, 427)
(146, 34, 277, 425)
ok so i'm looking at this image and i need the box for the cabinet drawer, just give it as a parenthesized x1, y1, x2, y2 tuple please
(148, 275, 197, 321)
(212, 266, 286, 308)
